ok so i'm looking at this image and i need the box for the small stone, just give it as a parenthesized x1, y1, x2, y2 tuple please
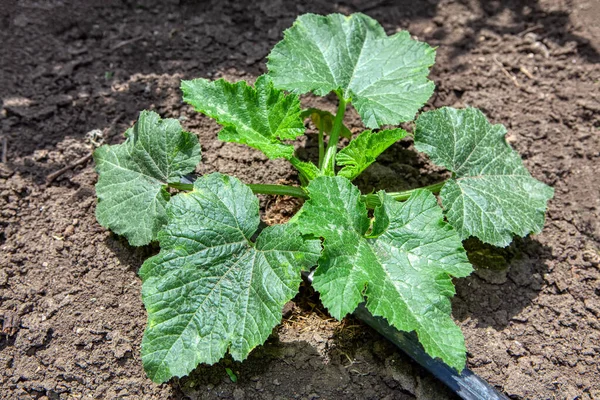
(113, 343, 132, 359)
(64, 225, 75, 237)
(5, 105, 56, 120)
(33, 149, 49, 161)
(507, 341, 526, 357)
(233, 388, 245, 400)
(1, 312, 19, 336)
(0, 269, 8, 285)
(50, 94, 73, 107)
(13, 14, 29, 27)
(511, 314, 528, 323)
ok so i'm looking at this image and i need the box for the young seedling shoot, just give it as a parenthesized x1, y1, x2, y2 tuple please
(93, 13, 553, 383)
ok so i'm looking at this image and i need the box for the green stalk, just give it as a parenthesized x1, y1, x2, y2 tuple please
(248, 183, 308, 198)
(317, 125, 324, 169)
(169, 180, 447, 208)
(168, 182, 308, 199)
(361, 181, 447, 208)
(321, 94, 347, 175)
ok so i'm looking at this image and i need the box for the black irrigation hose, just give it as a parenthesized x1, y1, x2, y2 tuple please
(180, 176, 508, 399)
(353, 306, 508, 399)
(302, 271, 508, 400)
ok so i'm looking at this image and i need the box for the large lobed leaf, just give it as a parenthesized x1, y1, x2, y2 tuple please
(296, 176, 472, 370)
(181, 75, 304, 160)
(93, 110, 201, 246)
(414, 107, 554, 247)
(336, 128, 407, 180)
(267, 13, 436, 128)
(139, 173, 321, 383)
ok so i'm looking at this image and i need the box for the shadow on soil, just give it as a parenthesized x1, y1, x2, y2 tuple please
(449, 0, 599, 63)
(3, 0, 596, 180)
(103, 234, 158, 274)
(454, 236, 552, 330)
(174, 341, 327, 398)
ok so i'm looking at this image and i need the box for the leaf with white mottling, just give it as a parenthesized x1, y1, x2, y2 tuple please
(296, 176, 472, 370)
(94, 110, 201, 246)
(182, 75, 304, 159)
(336, 128, 407, 180)
(140, 173, 321, 383)
(414, 107, 554, 246)
(267, 13, 435, 128)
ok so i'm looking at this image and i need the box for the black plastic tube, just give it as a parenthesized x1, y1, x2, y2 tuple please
(302, 271, 508, 400)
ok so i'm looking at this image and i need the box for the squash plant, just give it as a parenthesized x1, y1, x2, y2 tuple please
(93, 13, 553, 383)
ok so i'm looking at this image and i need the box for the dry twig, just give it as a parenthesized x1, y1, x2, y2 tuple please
(493, 56, 520, 87)
(517, 24, 544, 37)
(1, 136, 7, 163)
(45, 113, 124, 184)
(109, 36, 144, 52)
(45, 153, 93, 184)
(519, 66, 535, 80)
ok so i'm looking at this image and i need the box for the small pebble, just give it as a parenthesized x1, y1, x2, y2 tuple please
(233, 388, 245, 400)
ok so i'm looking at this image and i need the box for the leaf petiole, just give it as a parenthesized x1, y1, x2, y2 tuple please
(317, 125, 324, 169)
(169, 180, 446, 206)
(168, 181, 308, 199)
(320, 93, 347, 175)
(362, 180, 447, 208)
(248, 183, 308, 198)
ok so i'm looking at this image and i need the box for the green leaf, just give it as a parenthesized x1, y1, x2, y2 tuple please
(300, 108, 352, 139)
(225, 368, 237, 383)
(93, 110, 201, 246)
(139, 173, 321, 383)
(296, 176, 472, 370)
(289, 157, 322, 184)
(336, 128, 407, 180)
(267, 13, 435, 128)
(414, 107, 554, 247)
(182, 75, 304, 159)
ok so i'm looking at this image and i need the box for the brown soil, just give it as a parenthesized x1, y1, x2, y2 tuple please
(1, 0, 599, 399)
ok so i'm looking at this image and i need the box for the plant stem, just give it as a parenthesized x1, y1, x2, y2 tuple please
(361, 181, 447, 208)
(317, 125, 324, 169)
(248, 183, 308, 198)
(168, 182, 308, 199)
(321, 93, 347, 175)
(169, 180, 447, 208)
